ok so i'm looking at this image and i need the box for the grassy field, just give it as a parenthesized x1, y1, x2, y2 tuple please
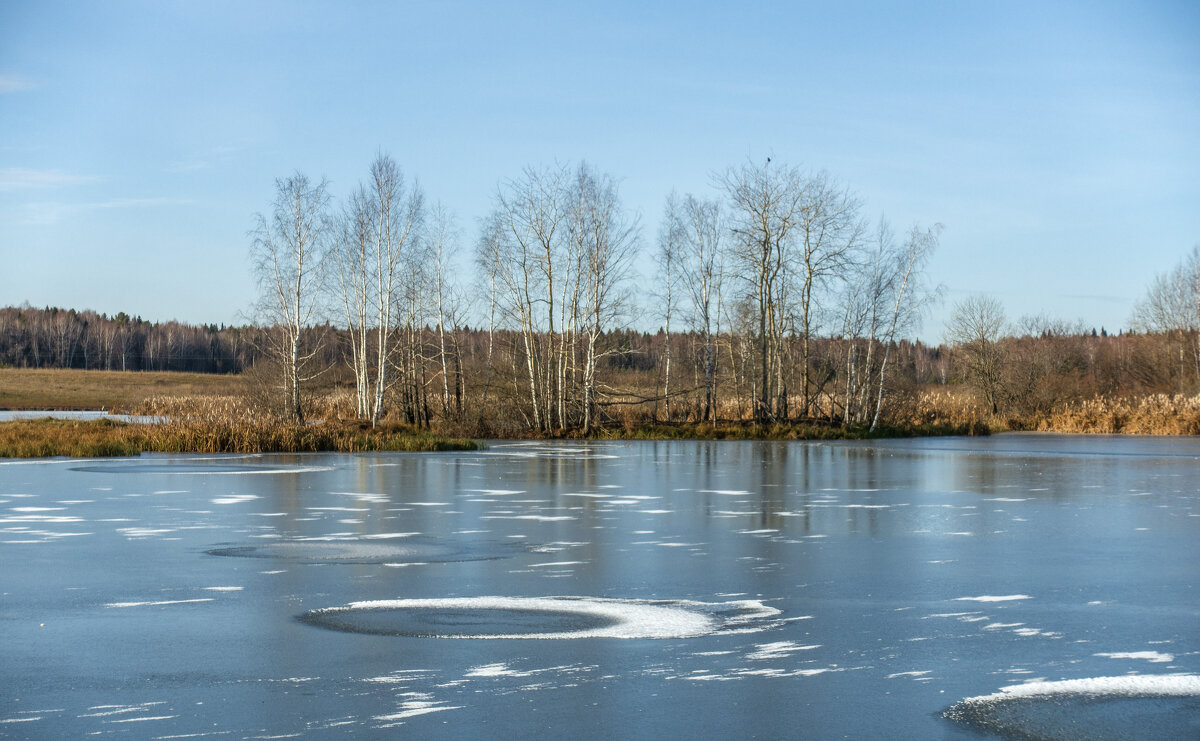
(0, 368, 244, 410)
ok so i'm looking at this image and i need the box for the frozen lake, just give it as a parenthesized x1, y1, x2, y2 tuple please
(2, 436, 1198, 739)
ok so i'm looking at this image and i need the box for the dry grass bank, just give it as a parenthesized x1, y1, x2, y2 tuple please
(909, 388, 1200, 435)
(1033, 394, 1200, 435)
(1, 390, 480, 458)
(0, 416, 481, 458)
(0, 368, 244, 411)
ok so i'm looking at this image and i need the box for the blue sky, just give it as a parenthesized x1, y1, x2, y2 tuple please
(1, 0, 1197, 340)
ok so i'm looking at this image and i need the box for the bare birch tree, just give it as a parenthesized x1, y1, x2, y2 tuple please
(334, 184, 375, 418)
(488, 165, 568, 431)
(868, 223, 941, 430)
(793, 172, 864, 416)
(250, 171, 331, 423)
(720, 159, 809, 422)
(331, 155, 425, 425)
(656, 191, 684, 421)
(475, 212, 504, 412)
(679, 193, 725, 422)
(429, 202, 462, 418)
(367, 154, 424, 426)
(571, 163, 639, 433)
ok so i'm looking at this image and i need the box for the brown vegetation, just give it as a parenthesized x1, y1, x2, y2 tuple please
(0, 418, 147, 458)
(0, 413, 479, 459)
(1032, 394, 1200, 435)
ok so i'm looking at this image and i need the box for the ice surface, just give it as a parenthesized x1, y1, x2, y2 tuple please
(8, 439, 1199, 738)
(206, 536, 516, 564)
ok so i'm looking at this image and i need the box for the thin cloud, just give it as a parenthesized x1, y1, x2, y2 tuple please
(0, 168, 97, 191)
(1061, 294, 1131, 304)
(167, 145, 240, 174)
(167, 159, 212, 173)
(0, 73, 37, 93)
(16, 197, 188, 225)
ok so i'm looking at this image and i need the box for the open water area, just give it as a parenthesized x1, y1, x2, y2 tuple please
(2, 435, 1198, 739)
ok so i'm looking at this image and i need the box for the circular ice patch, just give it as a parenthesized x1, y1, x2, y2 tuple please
(297, 596, 782, 639)
(206, 537, 515, 564)
(945, 675, 1200, 741)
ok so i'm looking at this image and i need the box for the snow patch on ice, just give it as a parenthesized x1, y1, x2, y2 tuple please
(481, 514, 576, 522)
(332, 491, 387, 504)
(211, 494, 258, 505)
(1013, 627, 1060, 638)
(745, 641, 820, 660)
(1094, 651, 1174, 663)
(105, 598, 214, 608)
(955, 674, 1200, 704)
(463, 489, 526, 496)
(361, 532, 421, 539)
(117, 527, 175, 538)
(107, 715, 177, 723)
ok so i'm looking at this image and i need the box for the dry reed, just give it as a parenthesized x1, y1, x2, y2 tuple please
(0, 395, 481, 458)
(1035, 394, 1200, 435)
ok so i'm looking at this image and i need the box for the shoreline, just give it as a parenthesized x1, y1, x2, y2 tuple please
(1, 414, 1193, 461)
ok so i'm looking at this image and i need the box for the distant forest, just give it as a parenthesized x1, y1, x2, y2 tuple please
(0, 305, 261, 374)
